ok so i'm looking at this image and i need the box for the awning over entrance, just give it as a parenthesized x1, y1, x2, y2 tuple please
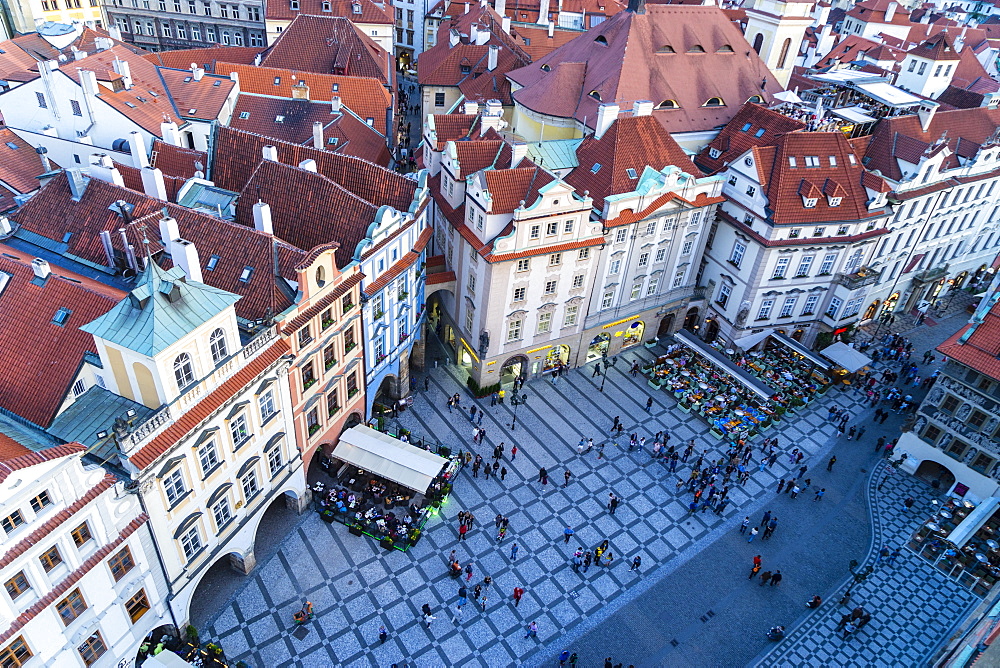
(947, 497, 1000, 548)
(331, 425, 448, 494)
(771, 332, 833, 370)
(820, 342, 872, 372)
(674, 330, 775, 402)
(142, 652, 193, 668)
(734, 329, 773, 351)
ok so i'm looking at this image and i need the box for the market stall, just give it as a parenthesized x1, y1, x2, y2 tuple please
(316, 426, 461, 550)
(820, 341, 873, 386)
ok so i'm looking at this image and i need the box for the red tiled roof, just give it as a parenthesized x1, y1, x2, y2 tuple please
(280, 271, 362, 334)
(846, 0, 916, 26)
(603, 191, 725, 228)
(482, 166, 555, 213)
(114, 162, 186, 202)
(428, 114, 478, 149)
(156, 66, 237, 121)
(907, 34, 960, 61)
(150, 141, 208, 179)
(565, 114, 699, 209)
(717, 208, 889, 247)
(937, 298, 1000, 380)
(485, 236, 603, 262)
(0, 472, 115, 569)
(0, 128, 55, 194)
(0, 434, 30, 461)
(260, 15, 393, 85)
(0, 514, 148, 647)
(0, 444, 86, 483)
(143, 46, 260, 71)
(451, 139, 515, 176)
(220, 62, 393, 134)
(815, 34, 889, 68)
(130, 340, 289, 469)
(426, 270, 456, 284)
(266, 0, 394, 23)
(10, 173, 305, 321)
(0, 254, 123, 428)
(507, 5, 781, 136)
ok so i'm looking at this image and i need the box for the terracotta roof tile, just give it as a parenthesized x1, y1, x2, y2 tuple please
(260, 15, 393, 85)
(143, 46, 260, 71)
(602, 191, 725, 228)
(365, 226, 432, 294)
(426, 270, 456, 284)
(565, 115, 698, 209)
(266, 0, 394, 24)
(150, 141, 208, 179)
(156, 66, 237, 121)
(280, 271, 362, 334)
(452, 139, 515, 176)
(0, 472, 115, 570)
(697, 104, 805, 174)
(936, 299, 1000, 381)
(0, 513, 148, 647)
(428, 114, 477, 150)
(0, 128, 55, 194)
(130, 340, 288, 469)
(0, 255, 123, 428)
(482, 166, 555, 213)
(0, 434, 31, 461)
(507, 5, 781, 136)
(717, 208, 889, 247)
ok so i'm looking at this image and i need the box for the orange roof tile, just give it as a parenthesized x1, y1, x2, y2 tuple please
(266, 0, 394, 24)
(143, 46, 260, 71)
(0, 128, 56, 194)
(937, 298, 1000, 381)
(0, 444, 87, 484)
(0, 434, 30, 461)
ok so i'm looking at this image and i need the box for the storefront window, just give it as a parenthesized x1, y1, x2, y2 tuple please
(622, 321, 645, 347)
(542, 345, 570, 373)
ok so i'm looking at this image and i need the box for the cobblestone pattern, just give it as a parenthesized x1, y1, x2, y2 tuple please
(202, 342, 870, 667)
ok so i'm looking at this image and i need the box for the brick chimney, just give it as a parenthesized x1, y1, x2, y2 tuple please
(594, 103, 619, 140)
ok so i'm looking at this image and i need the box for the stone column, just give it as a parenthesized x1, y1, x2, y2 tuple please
(285, 489, 311, 515)
(410, 332, 427, 372)
(229, 549, 256, 575)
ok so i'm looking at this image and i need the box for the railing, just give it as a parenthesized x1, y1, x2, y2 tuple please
(118, 326, 280, 455)
(914, 263, 950, 282)
(834, 266, 882, 290)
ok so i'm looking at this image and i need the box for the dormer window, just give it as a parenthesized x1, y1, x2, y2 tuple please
(709, 147, 721, 159)
(289, 0, 298, 8)
(540, 64, 550, 71)
(829, 197, 843, 207)
(656, 45, 675, 53)
(688, 44, 705, 53)
(803, 197, 818, 208)
(594, 35, 608, 45)
(717, 44, 734, 52)
(352, 1, 361, 13)
(589, 90, 601, 101)
(657, 99, 679, 109)
(460, 64, 471, 74)
(321, 0, 331, 9)
(704, 97, 725, 107)
(747, 95, 764, 103)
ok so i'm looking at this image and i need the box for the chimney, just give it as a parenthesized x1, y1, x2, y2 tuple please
(36, 146, 51, 173)
(539, 0, 550, 24)
(488, 44, 499, 71)
(298, 158, 318, 172)
(632, 99, 654, 117)
(463, 100, 479, 115)
(191, 65, 205, 81)
(480, 99, 505, 136)
(313, 121, 325, 148)
(89, 154, 125, 187)
(71, 46, 87, 61)
(0, 216, 10, 236)
(594, 102, 619, 140)
(160, 121, 183, 147)
(31, 258, 51, 280)
(511, 140, 528, 166)
(172, 238, 203, 283)
(884, 1, 896, 22)
(495, 0, 506, 17)
(141, 167, 168, 200)
(917, 100, 939, 132)
(547, 22, 554, 38)
(108, 25, 123, 41)
(252, 201, 273, 234)
(502, 16, 511, 33)
(229, 70, 239, 84)
(94, 37, 113, 51)
(475, 25, 489, 45)
(79, 69, 99, 97)
(331, 96, 342, 113)
(291, 81, 310, 99)
(262, 145, 278, 161)
(470, 23, 480, 43)
(626, 0, 645, 14)
(112, 58, 132, 89)
(159, 215, 180, 245)
(129, 130, 149, 168)
(449, 28, 461, 47)
(955, 26, 967, 53)
(66, 168, 89, 201)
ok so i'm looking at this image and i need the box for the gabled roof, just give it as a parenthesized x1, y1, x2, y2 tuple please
(846, 0, 916, 26)
(481, 166, 555, 213)
(150, 141, 207, 180)
(451, 139, 516, 176)
(155, 66, 238, 121)
(907, 34, 960, 61)
(266, 0, 394, 23)
(815, 34, 899, 68)
(937, 296, 1000, 381)
(755, 131, 887, 225)
(143, 46, 260, 71)
(10, 172, 306, 321)
(428, 113, 478, 150)
(219, 61, 393, 134)
(507, 5, 781, 136)
(260, 15, 392, 85)
(695, 102, 805, 175)
(0, 253, 124, 428)
(0, 25, 145, 84)
(862, 107, 1000, 180)
(565, 114, 698, 209)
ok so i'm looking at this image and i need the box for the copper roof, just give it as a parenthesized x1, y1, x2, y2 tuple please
(507, 5, 781, 135)
(0, 254, 123, 428)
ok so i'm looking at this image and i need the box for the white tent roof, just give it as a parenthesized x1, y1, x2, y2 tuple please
(855, 82, 921, 108)
(830, 106, 878, 124)
(143, 652, 194, 668)
(809, 69, 881, 84)
(773, 90, 803, 104)
(820, 342, 873, 372)
(332, 425, 448, 493)
(734, 329, 773, 351)
(947, 497, 1000, 548)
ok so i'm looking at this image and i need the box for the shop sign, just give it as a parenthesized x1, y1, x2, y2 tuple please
(602, 316, 640, 330)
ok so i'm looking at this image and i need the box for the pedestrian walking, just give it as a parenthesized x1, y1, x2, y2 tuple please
(814, 488, 825, 501)
(500, 466, 508, 481)
(889, 548, 901, 564)
(748, 527, 759, 542)
(760, 510, 772, 528)
(379, 625, 388, 643)
(827, 456, 837, 472)
(790, 485, 800, 499)
(524, 621, 538, 638)
(510, 543, 519, 560)
(511, 445, 518, 460)
(759, 570, 772, 586)
(513, 587, 525, 607)
(539, 467, 547, 483)
(740, 516, 750, 534)
(465, 563, 474, 581)
(459, 523, 468, 541)
(776, 479, 785, 493)
(564, 470, 572, 487)
(630, 555, 642, 572)
(646, 397, 653, 412)
(564, 526, 575, 544)
(770, 570, 782, 586)
(559, 650, 571, 666)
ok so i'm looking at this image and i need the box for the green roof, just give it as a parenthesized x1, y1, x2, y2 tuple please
(525, 139, 582, 172)
(47, 386, 155, 450)
(81, 263, 240, 356)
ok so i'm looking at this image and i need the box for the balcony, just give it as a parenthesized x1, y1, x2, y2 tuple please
(833, 266, 882, 290)
(914, 263, 950, 283)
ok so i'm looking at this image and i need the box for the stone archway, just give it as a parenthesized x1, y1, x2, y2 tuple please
(915, 459, 957, 492)
(705, 319, 720, 343)
(657, 313, 675, 338)
(500, 355, 528, 385)
(187, 551, 255, 629)
(863, 299, 881, 321)
(683, 307, 700, 331)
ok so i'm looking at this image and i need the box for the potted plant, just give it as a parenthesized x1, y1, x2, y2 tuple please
(321, 508, 336, 523)
(409, 528, 422, 546)
(185, 625, 199, 645)
(772, 406, 786, 422)
(374, 309, 385, 320)
(644, 338, 658, 349)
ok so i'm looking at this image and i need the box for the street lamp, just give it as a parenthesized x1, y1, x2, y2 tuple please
(509, 387, 529, 430)
(839, 558, 874, 605)
(599, 354, 618, 393)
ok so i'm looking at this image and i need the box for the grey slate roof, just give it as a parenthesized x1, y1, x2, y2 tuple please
(81, 262, 241, 356)
(47, 386, 155, 450)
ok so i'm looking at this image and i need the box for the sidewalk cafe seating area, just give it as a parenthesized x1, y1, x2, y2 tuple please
(909, 496, 1000, 596)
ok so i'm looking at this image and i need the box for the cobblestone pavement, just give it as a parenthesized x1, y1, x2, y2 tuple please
(201, 338, 870, 666)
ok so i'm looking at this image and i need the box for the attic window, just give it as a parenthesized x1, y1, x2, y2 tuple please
(717, 44, 734, 52)
(239, 266, 254, 283)
(703, 97, 725, 107)
(183, 76, 192, 83)
(273, 77, 281, 85)
(275, 115, 285, 123)
(688, 45, 706, 53)
(4, 142, 17, 150)
(803, 197, 817, 208)
(709, 147, 721, 159)
(352, 1, 361, 13)
(366, 118, 374, 125)
(626, 168, 637, 179)
(589, 90, 601, 101)
(656, 45, 675, 53)
(52, 307, 71, 326)
(289, 0, 298, 8)
(748, 95, 764, 103)
(188, 108, 197, 115)
(239, 111, 250, 119)
(206, 254, 220, 271)
(657, 99, 679, 109)
(754, 128, 765, 138)
(213, 80, 221, 87)
(788, 156, 797, 167)
(137, 96, 148, 103)
(460, 65, 471, 74)
(148, 90, 159, 97)
(594, 35, 608, 45)
(804, 155, 820, 167)
(322, 0, 331, 9)
(591, 163, 601, 173)
(829, 197, 842, 207)
(540, 64, 551, 71)
(332, 83, 339, 92)
(124, 101, 137, 108)
(848, 154, 856, 165)
(828, 155, 837, 166)
(740, 122, 752, 132)
(62, 232, 72, 242)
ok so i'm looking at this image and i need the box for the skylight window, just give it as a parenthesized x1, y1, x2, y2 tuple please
(206, 254, 220, 271)
(239, 266, 254, 283)
(804, 155, 820, 167)
(213, 80, 221, 87)
(275, 115, 285, 123)
(332, 83, 339, 92)
(62, 232, 73, 243)
(0, 271, 11, 298)
(188, 108, 197, 115)
(788, 156, 797, 168)
(52, 307, 71, 326)
(626, 168, 637, 179)
(591, 163, 601, 174)
(273, 77, 281, 85)
(183, 76, 192, 83)
(4, 142, 17, 150)
(239, 111, 250, 119)
(754, 128, 765, 137)
(740, 123, 752, 132)
(124, 101, 136, 108)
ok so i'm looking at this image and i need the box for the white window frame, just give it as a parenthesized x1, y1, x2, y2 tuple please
(537, 312, 552, 334)
(507, 319, 522, 341)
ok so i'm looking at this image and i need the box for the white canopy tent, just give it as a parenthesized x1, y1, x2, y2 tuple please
(830, 106, 878, 124)
(773, 90, 803, 104)
(142, 652, 194, 668)
(854, 82, 921, 108)
(734, 329, 774, 351)
(947, 497, 1000, 548)
(332, 425, 448, 494)
(820, 342, 873, 373)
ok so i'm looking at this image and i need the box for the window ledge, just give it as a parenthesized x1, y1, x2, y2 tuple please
(167, 489, 193, 512)
(261, 411, 279, 427)
(200, 463, 223, 482)
(233, 435, 253, 453)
